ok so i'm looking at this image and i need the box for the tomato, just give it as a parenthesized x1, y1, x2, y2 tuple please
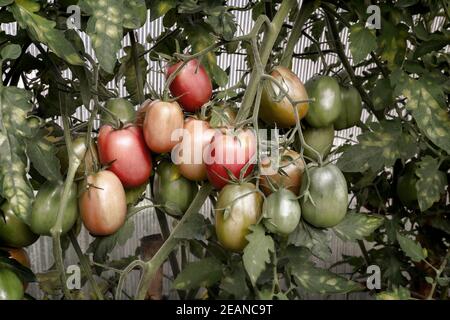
(98, 124, 152, 188)
(58, 136, 99, 179)
(263, 188, 301, 236)
(305, 76, 342, 128)
(136, 99, 153, 127)
(3, 248, 30, 268)
(0, 203, 38, 248)
(153, 160, 198, 217)
(172, 118, 215, 181)
(30, 181, 78, 236)
(79, 171, 127, 236)
(260, 66, 309, 128)
(302, 125, 334, 161)
(101, 98, 136, 126)
(143, 100, 184, 153)
(166, 59, 212, 112)
(205, 128, 256, 190)
(259, 149, 305, 196)
(125, 183, 147, 206)
(300, 164, 348, 228)
(396, 162, 418, 206)
(215, 183, 263, 252)
(0, 269, 24, 300)
(208, 104, 238, 128)
(334, 85, 362, 130)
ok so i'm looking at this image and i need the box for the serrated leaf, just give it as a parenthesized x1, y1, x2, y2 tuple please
(173, 257, 222, 290)
(26, 133, 62, 182)
(415, 156, 447, 212)
(333, 213, 384, 241)
(337, 120, 417, 173)
(123, 0, 147, 29)
(348, 23, 377, 63)
(220, 262, 249, 299)
(174, 213, 208, 240)
(288, 221, 332, 261)
(1, 43, 21, 60)
(378, 21, 408, 69)
(11, 3, 83, 66)
(243, 224, 274, 285)
(392, 70, 450, 154)
(396, 232, 427, 262)
(377, 286, 410, 300)
(206, 11, 236, 41)
(148, 0, 177, 21)
(371, 78, 394, 111)
(81, 0, 124, 73)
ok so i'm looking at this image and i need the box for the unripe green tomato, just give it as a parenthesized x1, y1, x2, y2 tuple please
(302, 125, 334, 162)
(334, 85, 362, 130)
(30, 181, 78, 236)
(0, 203, 38, 248)
(0, 269, 24, 300)
(101, 98, 136, 126)
(305, 76, 342, 128)
(263, 188, 301, 236)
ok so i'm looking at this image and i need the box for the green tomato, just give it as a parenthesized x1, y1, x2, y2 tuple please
(300, 164, 348, 228)
(0, 269, 24, 300)
(302, 125, 334, 162)
(215, 183, 263, 252)
(334, 85, 362, 130)
(0, 203, 38, 248)
(30, 181, 78, 236)
(305, 76, 342, 128)
(101, 98, 136, 126)
(263, 188, 301, 236)
(153, 161, 198, 217)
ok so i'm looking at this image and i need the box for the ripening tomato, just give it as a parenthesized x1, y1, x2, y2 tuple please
(79, 171, 127, 236)
(100, 98, 136, 126)
(167, 59, 212, 112)
(98, 124, 152, 188)
(172, 118, 215, 181)
(0, 269, 24, 300)
(215, 183, 263, 252)
(143, 100, 184, 153)
(259, 149, 305, 196)
(334, 85, 362, 130)
(0, 203, 38, 248)
(260, 66, 309, 128)
(302, 125, 334, 162)
(263, 188, 301, 236)
(205, 128, 257, 190)
(3, 248, 30, 268)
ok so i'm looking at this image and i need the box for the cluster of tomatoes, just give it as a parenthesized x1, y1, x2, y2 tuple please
(0, 57, 363, 299)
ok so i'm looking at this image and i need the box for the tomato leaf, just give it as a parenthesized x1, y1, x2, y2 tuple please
(288, 220, 332, 261)
(348, 22, 377, 64)
(333, 212, 384, 241)
(243, 224, 274, 285)
(148, 0, 177, 21)
(337, 120, 417, 173)
(11, 2, 83, 66)
(172, 257, 223, 290)
(378, 21, 408, 69)
(0, 86, 34, 223)
(376, 286, 410, 300)
(174, 213, 209, 241)
(220, 262, 249, 299)
(392, 70, 450, 155)
(414, 156, 447, 212)
(396, 232, 427, 262)
(1, 43, 21, 60)
(80, 0, 124, 73)
(123, 0, 147, 29)
(0, 0, 14, 6)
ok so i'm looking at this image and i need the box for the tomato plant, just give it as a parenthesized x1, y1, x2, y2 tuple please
(263, 188, 301, 236)
(334, 85, 362, 130)
(0, 269, 24, 300)
(101, 98, 136, 126)
(0, 203, 38, 249)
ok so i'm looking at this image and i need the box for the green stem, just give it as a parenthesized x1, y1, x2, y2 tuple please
(280, 0, 315, 68)
(129, 31, 145, 104)
(133, 184, 213, 300)
(427, 251, 450, 300)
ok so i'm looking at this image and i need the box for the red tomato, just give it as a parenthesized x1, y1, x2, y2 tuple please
(166, 59, 212, 112)
(98, 124, 152, 188)
(172, 118, 215, 181)
(204, 128, 256, 189)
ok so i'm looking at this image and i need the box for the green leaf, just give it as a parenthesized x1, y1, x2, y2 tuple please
(377, 286, 410, 300)
(378, 21, 408, 69)
(206, 12, 237, 41)
(370, 78, 394, 111)
(148, 0, 177, 21)
(11, 3, 83, 66)
(123, 0, 147, 29)
(243, 224, 274, 285)
(0, 86, 34, 222)
(1, 43, 21, 60)
(288, 221, 332, 260)
(396, 232, 427, 262)
(337, 120, 417, 173)
(392, 70, 450, 155)
(333, 213, 384, 241)
(414, 156, 447, 212)
(0, 0, 14, 6)
(348, 23, 377, 63)
(25, 130, 62, 182)
(414, 30, 450, 58)
(81, 0, 124, 73)
(220, 262, 249, 299)
(173, 257, 223, 290)
(87, 218, 135, 263)
(174, 213, 209, 241)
